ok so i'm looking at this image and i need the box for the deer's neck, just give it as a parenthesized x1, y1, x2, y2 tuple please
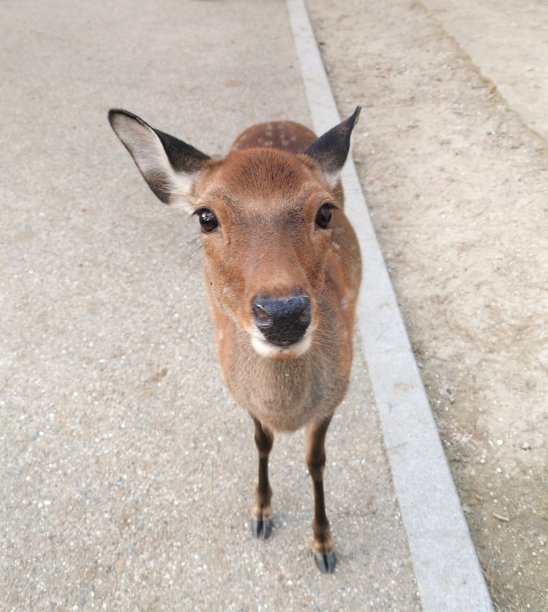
(218, 304, 348, 432)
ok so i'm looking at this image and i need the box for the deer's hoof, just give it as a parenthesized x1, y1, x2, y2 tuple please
(251, 516, 272, 540)
(314, 550, 336, 574)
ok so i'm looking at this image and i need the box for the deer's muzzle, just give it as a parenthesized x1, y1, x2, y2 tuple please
(252, 293, 311, 348)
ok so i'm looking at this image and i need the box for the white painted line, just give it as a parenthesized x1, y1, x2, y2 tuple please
(287, 1, 494, 610)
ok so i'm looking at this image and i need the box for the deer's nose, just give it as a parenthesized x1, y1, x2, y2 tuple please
(252, 293, 311, 347)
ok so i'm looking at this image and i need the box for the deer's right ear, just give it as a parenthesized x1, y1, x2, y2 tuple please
(108, 109, 211, 208)
(303, 106, 361, 188)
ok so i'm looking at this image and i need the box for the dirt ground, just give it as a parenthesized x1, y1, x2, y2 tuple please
(306, 0, 547, 610)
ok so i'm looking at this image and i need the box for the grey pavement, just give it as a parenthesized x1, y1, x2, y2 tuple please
(1, 1, 420, 610)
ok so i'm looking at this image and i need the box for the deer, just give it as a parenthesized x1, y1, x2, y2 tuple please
(108, 106, 362, 574)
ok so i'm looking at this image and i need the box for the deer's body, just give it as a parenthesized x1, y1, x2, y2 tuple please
(206, 122, 361, 433)
(109, 107, 362, 573)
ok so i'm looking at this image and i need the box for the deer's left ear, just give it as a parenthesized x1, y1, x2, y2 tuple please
(304, 106, 361, 187)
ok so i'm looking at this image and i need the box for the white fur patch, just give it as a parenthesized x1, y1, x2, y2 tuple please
(322, 169, 342, 189)
(251, 331, 312, 359)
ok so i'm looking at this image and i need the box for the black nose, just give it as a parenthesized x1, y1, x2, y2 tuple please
(252, 293, 311, 347)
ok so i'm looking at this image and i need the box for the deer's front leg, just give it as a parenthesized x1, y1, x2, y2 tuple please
(306, 417, 335, 573)
(250, 416, 274, 540)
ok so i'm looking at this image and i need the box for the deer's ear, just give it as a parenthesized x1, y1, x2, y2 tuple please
(108, 109, 210, 208)
(304, 106, 361, 187)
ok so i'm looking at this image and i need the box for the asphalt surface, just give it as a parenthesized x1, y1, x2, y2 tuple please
(1, 1, 420, 610)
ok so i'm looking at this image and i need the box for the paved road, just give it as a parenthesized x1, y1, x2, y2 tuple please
(1, 1, 419, 609)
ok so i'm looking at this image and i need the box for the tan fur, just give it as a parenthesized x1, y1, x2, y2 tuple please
(312, 533, 334, 555)
(191, 122, 361, 432)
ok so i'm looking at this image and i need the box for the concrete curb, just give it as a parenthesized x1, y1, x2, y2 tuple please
(287, 1, 494, 610)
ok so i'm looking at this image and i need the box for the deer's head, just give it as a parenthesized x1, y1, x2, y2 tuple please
(109, 108, 360, 359)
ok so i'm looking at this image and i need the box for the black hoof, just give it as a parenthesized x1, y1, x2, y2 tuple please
(251, 516, 272, 540)
(314, 550, 336, 574)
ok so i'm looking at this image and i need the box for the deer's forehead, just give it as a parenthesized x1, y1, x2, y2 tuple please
(210, 149, 315, 193)
(197, 150, 328, 217)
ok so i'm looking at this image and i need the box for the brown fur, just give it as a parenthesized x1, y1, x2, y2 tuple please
(231, 120, 317, 154)
(108, 109, 362, 573)
(192, 127, 361, 432)
(195, 120, 361, 571)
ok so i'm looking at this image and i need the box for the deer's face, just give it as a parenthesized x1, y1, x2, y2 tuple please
(108, 108, 360, 360)
(193, 149, 338, 359)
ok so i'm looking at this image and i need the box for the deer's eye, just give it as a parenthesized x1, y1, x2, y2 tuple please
(315, 203, 336, 229)
(196, 208, 219, 233)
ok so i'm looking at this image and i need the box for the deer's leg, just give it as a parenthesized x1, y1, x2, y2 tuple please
(250, 416, 274, 540)
(306, 417, 336, 573)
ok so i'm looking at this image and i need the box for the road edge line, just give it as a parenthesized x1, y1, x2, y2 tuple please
(286, 1, 493, 609)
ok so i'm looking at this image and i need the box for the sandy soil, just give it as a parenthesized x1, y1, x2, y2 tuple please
(306, 0, 547, 609)
(422, 0, 548, 141)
